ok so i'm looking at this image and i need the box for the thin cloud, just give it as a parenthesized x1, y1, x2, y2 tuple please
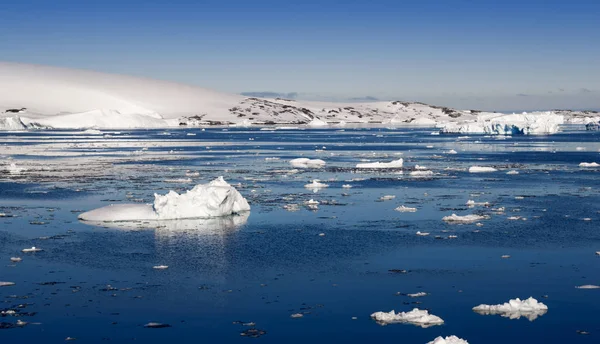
(348, 96, 379, 102)
(580, 88, 593, 93)
(516, 93, 529, 97)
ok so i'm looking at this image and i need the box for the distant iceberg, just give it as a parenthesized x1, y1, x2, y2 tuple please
(472, 297, 548, 321)
(440, 112, 564, 135)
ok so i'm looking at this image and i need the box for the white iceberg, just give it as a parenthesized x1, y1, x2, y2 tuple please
(472, 297, 548, 321)
(440, 112, 564, 135)
(427, 336, 469, 344)
(79, 177, 250, 222)
(356, 158, 403, 169)
(579, 162, 600, 168)
(443, 214, 488, 223)
(0, 116, 28, 130)
(371, 308, 444, 327)
(289, 158, 326, 168)
(469, 166, 498, 173)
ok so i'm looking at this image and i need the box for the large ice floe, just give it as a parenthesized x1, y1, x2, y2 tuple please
(79, 177, 250, 222)
(427, 336, 469, 344)
(356, 158, 403, 169)
(440, 112, 564, 135)
(370, 308, 444, 327)
(289, 158, 326, 168)
(468, 166, 498, 173)
(472, 297, 548, 321)
(443, 214, 488, 223)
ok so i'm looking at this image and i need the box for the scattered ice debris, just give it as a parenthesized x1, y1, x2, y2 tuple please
(21, 247, 42, 253)
(442, 214, 488, 224)
(448, 235, 458, 239)
(575, 285, 599, 289)
(9, 257, 21, 262)
(379, 195, 396, 201)
(153, 265, 168, 270)
(576, 330, 590, 336)
(514, 196, 525, 200)
(342, 184, 352, 189)
(240, 328, 267, 338)
(472, 297, 548, 321)
(283, 204, 300, 212)
(79, 177, 250, 222)
(304, 180, 329, 189)
(289, 158, 326, 168)
(466, 200, 490, 207)
(290, 313, 303, 318)
(579, 162, 600, 168)
(356, 158, 403, 169)
(446, 149, 458, 154)
(163, 178, 192, 183)
(408, 292, 428, 298)
(427, 336, 469, 344)
(415, 165, 428, 170)
(144, 322, 171, 328)
(506, 170, 520, 175)
(468, 166, 498, 173)
(416, 231, 430, 236)
(395, 205, 417, 213)
(410, 170, 434, 177)
(185, 171, 200, 177)
(371, 308, 444, 327)
(0, 282, 15, 287)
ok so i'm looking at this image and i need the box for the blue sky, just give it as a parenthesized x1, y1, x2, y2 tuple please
(1, 0, 599, 111)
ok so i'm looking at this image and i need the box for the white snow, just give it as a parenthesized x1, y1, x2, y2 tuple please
(79, 177, 250, 222)
(371, 308, 444, 327)
(443, 214, 488, 223)
(0, 116, 27, 130)
(579, 162, 600, 168)
(469, 166, 498, 173)
(395, 205, 417, 212)
(427, 336, 469, 344)
(356, 158, 403, 169)
(440, 112, 564, 135)
(8, 163, 25, 174)
(473, 297, 548, 321)
(289, 158, 326, 168)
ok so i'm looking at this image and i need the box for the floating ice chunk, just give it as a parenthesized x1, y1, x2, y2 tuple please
(501, 255, 511, 259)
(8, 163, 25, 174)
(416, 231, 430, 236)
(289, 158, 326, 168)
(153, 265, 168, 270)
(163, 178, 192, 183)
(408, 292, 428, 298)
(305, 199, 319, 206)
(446, 149, 458, 154)
(144, 322, 171, 328)
(79, 177, 250, 222)
(305, 180, 329, 189)
(579, 162, 600, 168)
(473, 297, 548, 321)
(342, 184, 352, 189)
(427, 336, 469, 344)
(466, 200, 490, 207)
(415, 165, 428, 170)
(443, 214, 488, 223)
(371, 308, 444, 327)
(576, 285, 600, 289)
(22, 246, 42, 253)
(290, 313, 303, 318)
(596, 251, 600, 256)
(410, 170, 434, 177)
(307, 118, 328, 127)
(379, 195, 396, 201)
(0, 282, 15, 287)
(283, 204, 300, 212)
(356, 158, 403, 169)
(395, 205, 417, 212)
(469, 166, 497, 173)
(506, 170, 519, 175)
(10, 257, 21, 262)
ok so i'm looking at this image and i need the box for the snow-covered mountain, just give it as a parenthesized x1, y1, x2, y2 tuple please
(0, 62, 597, 131)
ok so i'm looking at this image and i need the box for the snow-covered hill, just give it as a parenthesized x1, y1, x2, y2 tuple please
(0, 62, 597, 131)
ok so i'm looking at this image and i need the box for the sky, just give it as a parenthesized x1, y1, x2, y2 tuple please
(1, 0, 599, 111)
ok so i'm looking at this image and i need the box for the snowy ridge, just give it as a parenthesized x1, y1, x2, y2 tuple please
(0, 62, 594, 130)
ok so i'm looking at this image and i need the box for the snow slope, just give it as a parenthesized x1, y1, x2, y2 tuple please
(0, 62, 593, 130)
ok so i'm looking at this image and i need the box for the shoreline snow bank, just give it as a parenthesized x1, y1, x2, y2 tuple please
(371, 308, 444, 327)
(440, 112, 564, 135)
(356, 158, 403, 169)
(473, 297, 548, 321)
(79, 177, 250, 222)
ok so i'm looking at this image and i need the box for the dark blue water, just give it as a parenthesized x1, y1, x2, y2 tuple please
(1, 128, 599, 343)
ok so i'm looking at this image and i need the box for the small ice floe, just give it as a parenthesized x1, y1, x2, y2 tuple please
(416, 231, 430, 236)
(290, 158, 326, 168)
(514, 196, 525, 200)
(506, 170, 519, 175)
(446, 149, 458, 155)
(468, 166, 498, 173)
(305, 199, 319, 206)
(408, 292, 428, 298)
(342, 184, 352, 189)
(371, 308, 444, 327)
(379, 195, 396, 201)
(10, 257, 21, 262)
(283, 204, 300, 212)
(427, 336, 469, 344)
(0, 282, 15, 287)
(395, 205, 417, 213)
(153, 265, 168, 270)
(448, 235, 458, 239)
(21, 246, 42, 253)
(466, 200, 490, 207)
(501, 255, 511, 259)
(144, 322, 171, 328)
(595, 251, 600, 256)
(290, 313, 303, 318)
(265, 157, 280, 161)
(410, 170, 434, 177)
(163, 178, 192, 183)
(575, 285, 600, 289)
(472, 297, 548, 321)
(442, 214, 488, 224)
(415, 165, 428, 170)
(185, 171, 200, 177)
(318, 233, 326, 237)
(304, 180, 329, 190)
(576, 147, 586, 151)
(579, 162, 600, 168)
(356, 158, 403, 169)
